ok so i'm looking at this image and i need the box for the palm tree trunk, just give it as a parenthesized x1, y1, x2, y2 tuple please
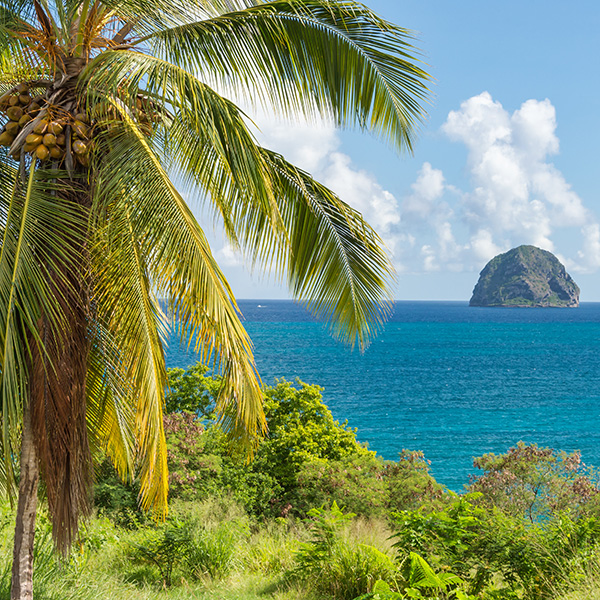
(11, 400, 39, 600)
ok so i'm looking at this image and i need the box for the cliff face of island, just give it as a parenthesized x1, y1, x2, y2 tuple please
(469, 245, 580, 307)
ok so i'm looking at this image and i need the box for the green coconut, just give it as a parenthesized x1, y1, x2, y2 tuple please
(35, 144, 49, 161)
(72, 139, 88, 155)
(48, 121, 63, 135)
(18, 114, 33, 127)
(49, 146, 64, 160)
(6, 106, 24, 121)
(26, 133, 44, 145)
(33, 119, 48, 134)
(0, 131, 15, 146)
(5, 121, 20, 136)
(72, 120, 89, 138)
(43, 133, 57, 147)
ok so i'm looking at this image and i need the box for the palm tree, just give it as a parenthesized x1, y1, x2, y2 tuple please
(0, 0, 429, 597)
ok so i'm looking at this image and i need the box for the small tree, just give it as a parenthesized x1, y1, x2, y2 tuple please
(469, 442, 600, 522)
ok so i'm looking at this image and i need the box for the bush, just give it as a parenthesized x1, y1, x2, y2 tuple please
(186, 522, 243, 581)
(295, 455, 387, 517)
(384, 450, 447, 513)
(126, 519, 192, 587)
(291, 502, 398, 600)
(469, 442, 600, 522)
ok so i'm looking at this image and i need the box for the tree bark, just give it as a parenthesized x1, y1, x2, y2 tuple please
(11, 400, 39, 600)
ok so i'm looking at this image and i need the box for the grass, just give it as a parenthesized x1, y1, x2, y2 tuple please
(0, 499, 400, 600)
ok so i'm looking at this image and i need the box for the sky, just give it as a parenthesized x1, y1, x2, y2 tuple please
(198, 0, 600, 301)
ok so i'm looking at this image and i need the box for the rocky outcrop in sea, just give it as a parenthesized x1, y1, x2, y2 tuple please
(469, 245, 579, 307)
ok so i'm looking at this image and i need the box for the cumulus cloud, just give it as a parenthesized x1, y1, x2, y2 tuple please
(393, 92, 596, 274)
(212, 93, 596, 281)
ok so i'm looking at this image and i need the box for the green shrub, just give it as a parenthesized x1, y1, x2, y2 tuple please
(295, 455, 387, 517)
(469, 442, 600, 522)
(384, 450, 447, 513)
(291, 502, 398, 600)
(127, 519, 192, 587)
(186, 523, 243, 580)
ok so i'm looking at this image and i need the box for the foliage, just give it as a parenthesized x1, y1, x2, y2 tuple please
(257, 380, 374, 488)
(295, 455, 388, 517)
(385, 451, 447, 513)
(127, 520, 193, 587)
(469, 442, 600, 522)
(186, 522, 245, 581)
(291, 502, 398, 600)
(165, 363, 222, 418)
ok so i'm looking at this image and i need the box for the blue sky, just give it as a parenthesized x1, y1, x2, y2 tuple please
(202, 0, 600, 301)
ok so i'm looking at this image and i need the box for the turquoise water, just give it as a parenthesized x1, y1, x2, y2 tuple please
(165, 301, 600, 491)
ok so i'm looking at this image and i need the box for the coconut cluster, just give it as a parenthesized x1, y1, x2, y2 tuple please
(0, 82, 92, 166)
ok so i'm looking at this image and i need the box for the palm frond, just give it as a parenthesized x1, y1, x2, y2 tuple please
(165, 100, 393, 349)
(145, 0, 431, 151)
(0, 163, 88, 499)
(91, 200, 170, 515)
(91, 105, 266, 451)
(86, 322, 136, 483)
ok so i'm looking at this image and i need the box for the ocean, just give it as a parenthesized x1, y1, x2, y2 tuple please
(165, 301, 600, 491)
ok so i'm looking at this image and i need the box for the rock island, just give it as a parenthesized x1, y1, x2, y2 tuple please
(469, 245, 579, 307)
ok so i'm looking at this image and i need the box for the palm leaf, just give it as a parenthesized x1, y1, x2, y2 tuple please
(144, 0, 431, 151)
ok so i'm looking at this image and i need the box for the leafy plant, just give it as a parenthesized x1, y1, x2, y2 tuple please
(186, 522, 245, 581)
(128, 520, 192, 587)
(469, 442, 600, 522)
(291, 502, 398, 599)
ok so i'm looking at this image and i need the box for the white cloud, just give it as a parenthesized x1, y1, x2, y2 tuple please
(215, 243, 243, 267)
(402, 162, 446, 221)
(214, 93, 596, 284)
(577, 224, 600, 272)
(393, 92, 597, 274)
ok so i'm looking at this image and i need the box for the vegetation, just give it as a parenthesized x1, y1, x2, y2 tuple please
(69, 364, 600, 600)
(0, 0, 431, 596)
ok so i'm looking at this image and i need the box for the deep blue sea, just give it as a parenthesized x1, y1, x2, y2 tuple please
(165, 301, 600, 491)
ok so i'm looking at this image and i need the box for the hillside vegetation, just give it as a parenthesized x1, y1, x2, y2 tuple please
(2, 364, 600, 600)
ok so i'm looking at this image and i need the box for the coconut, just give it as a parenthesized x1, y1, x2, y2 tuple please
(26, 133, 43, 145)
(16, 83, 29, 94)
(28, 102, 41, 114)
(48, 121, 63, 135)
(23, 142, 37, 153)
(76, 153, 89, 167)
(72, 120, 89, 138)
(19, 94, 30, 106)
(43, 133, 57, 147)
(6, 106, 23, 121)
(18, 114, 33, 127)
(49, 146, 64, 160)
(35, 145, 49, 161)
(5, 121, 20, 136)
(74, 112, 89, 124)
(56, 134, 66, 146)
(8, 95, 19, 107)
(33, 119, 48, 134)
(0, 131, 15, 146)
(72, 140, 88, 155)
